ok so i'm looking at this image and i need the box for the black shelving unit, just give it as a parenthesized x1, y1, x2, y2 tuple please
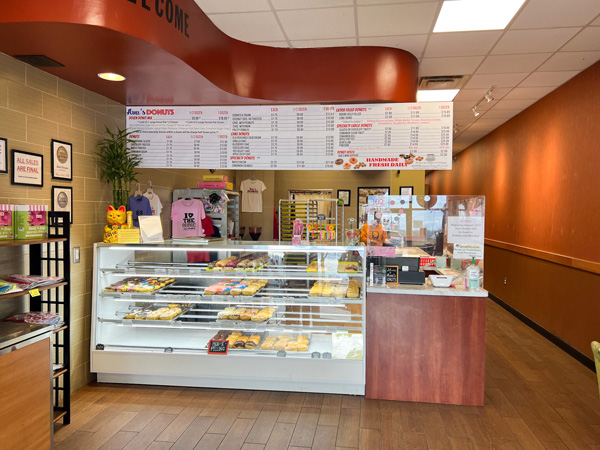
(29, 211, 71, 425)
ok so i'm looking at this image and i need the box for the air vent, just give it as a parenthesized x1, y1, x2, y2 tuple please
(419, 75, 465, 90)
(12, 55, 64, 67)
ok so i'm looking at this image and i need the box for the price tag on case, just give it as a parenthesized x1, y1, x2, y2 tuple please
(29, 289, 41, 297)
(207, 339, 229, 355)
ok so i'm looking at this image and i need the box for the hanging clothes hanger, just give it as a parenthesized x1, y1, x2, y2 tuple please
(146, 181, 153, 195)
(134, 182, 143, 197)
(184, 188, 192, 200)
(249, 173, 256, 181)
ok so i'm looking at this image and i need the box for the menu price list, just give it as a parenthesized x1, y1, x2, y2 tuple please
(126, 103, 452, 170)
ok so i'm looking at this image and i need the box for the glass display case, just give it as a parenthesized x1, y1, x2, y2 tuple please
(91, 241, 366, 394)
(360, 195, 485, 288)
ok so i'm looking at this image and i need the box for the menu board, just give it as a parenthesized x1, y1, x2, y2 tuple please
(127, 102, 452, 170)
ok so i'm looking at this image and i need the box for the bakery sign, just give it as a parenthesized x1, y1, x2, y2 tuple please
(11, 149, 43, 187)
(207, 339, 229, 355)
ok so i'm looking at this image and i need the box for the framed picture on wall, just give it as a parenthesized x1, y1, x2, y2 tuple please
(337, 189, 351, 207)
(399, 186, 414, 196)
(51, 139, 73, 181)
(357, 186, 390, 224)
(52, 186, 73, 224)
(11, 149, 43, 187)
(0, 137, 7, 174)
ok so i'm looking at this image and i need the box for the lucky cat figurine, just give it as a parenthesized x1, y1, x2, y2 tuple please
(103, 205, 131, 243)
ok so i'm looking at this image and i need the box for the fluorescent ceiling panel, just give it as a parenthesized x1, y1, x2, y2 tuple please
(417, 89, 459, 102)
(434, 0, 527, 33)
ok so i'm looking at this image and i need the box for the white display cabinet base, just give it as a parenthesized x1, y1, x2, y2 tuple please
(93, 350, 364, 395)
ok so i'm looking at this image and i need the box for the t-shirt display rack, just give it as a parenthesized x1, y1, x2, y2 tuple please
(172, 189, 240, 238)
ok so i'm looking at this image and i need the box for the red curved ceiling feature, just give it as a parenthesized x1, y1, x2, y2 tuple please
(0, 0, 418, 106)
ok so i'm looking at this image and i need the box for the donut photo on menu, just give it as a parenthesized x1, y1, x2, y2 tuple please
(349, 157, 358, 164)
(343, 163, 351, 169)
(335, 158, 344, 165)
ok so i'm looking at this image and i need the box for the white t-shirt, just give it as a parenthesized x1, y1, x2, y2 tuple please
(240, 179, 267, 213)
(143, 192, 163, 216)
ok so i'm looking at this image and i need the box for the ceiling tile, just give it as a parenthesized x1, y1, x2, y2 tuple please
(271, 0, 353, 9)
(359, 35, 428, 59)
(419, 56, 485, 77)
(492, 98, 538, 110)
(465, 72, 530, 88)
(292, 38, 357, 48)
(208, 12, 285, 42)
(424, 31, 502, 58)
(537, 51, 600, 71)
(519, 71, 579, 87)
(477, 53, 551, 74)
(491, 28, 580, 55)
(278, 7, 355, 40)
(503, 86, 557, 100)
(453, 87, 511, 102)
(251, 41, 290, 48)
(562, 27, 600, 51)
(195, 0, 270, 13)
(480, 109, 521, 120)
(511, 0, 600, 29)
(358, 0, 441, 4)
(592, 15, 600, 26)
(357, 2, 439, 37)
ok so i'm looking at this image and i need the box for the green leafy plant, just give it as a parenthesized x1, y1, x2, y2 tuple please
(96, 125, 142, 209)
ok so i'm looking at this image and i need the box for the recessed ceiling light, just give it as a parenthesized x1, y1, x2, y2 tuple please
(417, 89, 460, 102)
(98, 72, 126, 82)
(433, 0, 526, 33)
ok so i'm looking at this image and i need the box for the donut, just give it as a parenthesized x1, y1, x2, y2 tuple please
(406, 158, 414, 164)
(335, 158, 344, 165)
(343, 163, 351, 169)
(349, 157, 358, 164)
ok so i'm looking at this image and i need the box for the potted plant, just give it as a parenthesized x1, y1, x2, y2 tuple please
(96, 125, 141, 208)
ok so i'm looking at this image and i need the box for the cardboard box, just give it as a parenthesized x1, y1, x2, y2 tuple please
(14, 205, 48, 240)
(0, 204, 14, 240)
(198, 181, 233, 190)
(202, 175, 228, 182)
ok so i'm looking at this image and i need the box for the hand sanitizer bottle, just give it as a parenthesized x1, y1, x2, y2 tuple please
(466, 257, 480, 291)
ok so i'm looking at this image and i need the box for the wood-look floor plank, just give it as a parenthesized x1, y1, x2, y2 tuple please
(335, 407, 360, 449)
(157, 407, 204, 442)
(549, 420, 594, 449)
(341, 396, 361, 409)
(207, 409, 242, 435)
(200, 393, 236, 418)
(239, 392, 270, 420)
(318, 395, 342, 427)
(123, 414, 178, 450)
(215, 418, 255, 450)
(555, 407, 600, 446)
(193, 433, 225, 450)
(171, 416, 215, 450)
(78, 410, 139, 449)
(289, 407, 320, 448)
(98, 431, 138, 450)
(147, 442, 174, 450)
(55, 431, 94, 450)
(503, 417, 546, 450)
(263, 422, 294, 450)
(436, 405, 469, 438)
(302, 393, 324, 409)
(448, 436, 476, 450)
(359, 429, 382, 450)
(402, 432, 429, 450)
(380, 411, 404, 450)
(418, 403, 452, 450)
(240, 444, 264, 450)
(397, 402, 424, 434)
(311, 425, 338, 450)
(245, 408, 281, 445)
(360, 398, 381, 430)
(278, 393, 306, 424)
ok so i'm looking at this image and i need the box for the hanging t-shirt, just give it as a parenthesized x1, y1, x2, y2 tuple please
(128, 196, 152, 228)
(143, 192, 163, 216)
(171, 199, 206, 238)
(240, 179, 267, 213)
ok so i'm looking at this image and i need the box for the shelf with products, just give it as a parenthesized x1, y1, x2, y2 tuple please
(0, 212, 71, 426)
(92, 240, 366, 394)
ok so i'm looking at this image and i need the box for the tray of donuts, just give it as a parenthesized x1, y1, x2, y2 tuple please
(259, 333, 310, 352)
(205, 330, 264, 350)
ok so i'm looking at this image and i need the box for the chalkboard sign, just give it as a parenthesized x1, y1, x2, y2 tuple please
(207, 339, 229, 355)
(385, 265, 399, 284)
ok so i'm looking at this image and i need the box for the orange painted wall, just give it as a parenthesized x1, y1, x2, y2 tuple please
(427, 60, 600, 359)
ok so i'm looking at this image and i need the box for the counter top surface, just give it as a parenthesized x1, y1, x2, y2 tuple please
(367, 282, 488, 297)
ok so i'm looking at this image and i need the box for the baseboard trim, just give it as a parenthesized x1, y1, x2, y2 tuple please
(489, 293, 595, 372)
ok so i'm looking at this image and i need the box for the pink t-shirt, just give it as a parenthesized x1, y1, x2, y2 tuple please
(171, 199, 206, 238)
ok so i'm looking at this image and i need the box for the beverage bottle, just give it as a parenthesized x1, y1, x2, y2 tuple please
(466, 257, 479, 291)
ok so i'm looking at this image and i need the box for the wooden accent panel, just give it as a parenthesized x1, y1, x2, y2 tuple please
(366, 292, 486, 406)
(486, 239, 600, 275)
(0, 338, 51, 450)
(0, 0, 418, 106)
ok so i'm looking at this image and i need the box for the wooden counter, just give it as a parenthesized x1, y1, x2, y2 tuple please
(366, 286, 487, 406)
